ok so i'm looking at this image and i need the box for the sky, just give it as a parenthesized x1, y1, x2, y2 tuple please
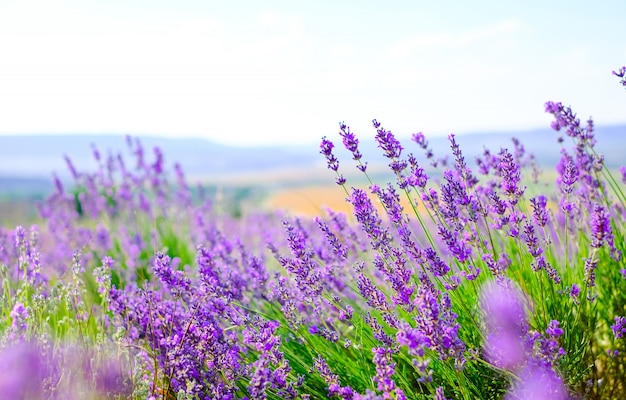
(0, 0, 625, 146)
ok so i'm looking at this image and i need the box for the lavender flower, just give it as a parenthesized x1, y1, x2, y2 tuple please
(557, 154, 579, 194)
(152, 252, 191, 297)
(505, 361, 567, 400)
(94, 256, 114, 296)
(312, 355, 343, 397)
(531, 320, 566, 367)
(449, 134, 477, 188)
(569, 284, 580, 301)
(480, 279, 529, 371)
(349, 188, 391, 250)
(372, 347, 406, 399)
(498, 148, 524, 204)
(407, 154, 428, 188)
(530, 195, 549, 227)
(320, 137, 340, 172)
(589, 202, 612, 249)
(612, 316, 626, 339)
(372, 119, 403, 159)
(339, 122, 367, 172)
(0, 343, 44, 398)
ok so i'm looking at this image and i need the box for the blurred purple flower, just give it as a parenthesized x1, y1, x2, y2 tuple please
(0, 343, 44, 399)
(505, 361, 567, 400)
(480, 279, 529, 371)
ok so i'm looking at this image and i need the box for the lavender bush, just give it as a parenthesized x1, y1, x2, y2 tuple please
(1, 68, 625, 399)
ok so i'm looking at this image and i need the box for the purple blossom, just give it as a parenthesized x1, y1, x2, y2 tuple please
(556, 154, 579, 194)
(356, 273, 390, 312)
(372, 347, 405, 399)
(349, 188, 391, 250)
(482, 253, 511, 276)
(312, 355, 347, 397)
(437, 225, 471, 263)
(480, 279, 529, 371)
(320, 137, 340, 172)
(339, 122, 364, 164)
(498, 148, 524, 203)
(505, 361, 567, 400)
(424, 248, 451, 277)
(412, 276, 465, 365)
(411, 132, 428, 150)
(569, 284, 580, 300)
(152, 252, 191, 297)
(0, 343, 44, 398)
(449, 134, 477, 188)
(545, 101, 583, 138)
(530, 195, 549, 227)
(612, 316, 626, 339)
(372, 119, 403, 159)
(94, 256, 114, 296)
(489, 191, 507, 215)
(435, 387, 449, 400)
(407, 154, 428, 188)
(589, 202, 612, 249)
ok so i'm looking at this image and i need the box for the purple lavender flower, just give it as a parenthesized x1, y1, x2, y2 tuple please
(498, 148, 524, 204)
(0, 343, 44, 399)
(449, 134, 477, 188)
(320, 137, 340, 172)
(480, 279, 529, 371)
(545, 101, 582, 138)
(437, 225, 471, 263)
(339, 122, 367, 172)
(505, 361, 567, 400)
(94, 256, 114, 296)
(356, 273, 390, 312)
(411, 132, 428, 150)
(530, 195, 549, 227)
(556, 154, 579, 194)
(407, 154, 428, 188)
(152, 252, 191, 297)
(312, 355, 344, 397)
(9, 302, 29, 339)
(412, 276, 465, 365)
(349, 188, 391, 251)
(435, 387, 449, 400)
(612, 316, 626, 339)
(531, 321, 566, 367)
(424, 248, 451, 276)
(489, 191, 507, 216)
(569, 284, 580, 300)
(589, 202, 611, 249)
(372, 347, 405, 399)
(482, 253, 511, 276)
(372, 119, 403, 160)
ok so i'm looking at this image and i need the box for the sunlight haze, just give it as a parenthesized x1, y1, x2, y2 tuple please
(0, 0, 624, 146)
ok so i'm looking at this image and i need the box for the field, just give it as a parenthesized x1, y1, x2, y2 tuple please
(1, 70, 626, 399)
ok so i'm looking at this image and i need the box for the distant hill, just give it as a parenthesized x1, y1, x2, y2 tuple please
(0, 125, 624, 187)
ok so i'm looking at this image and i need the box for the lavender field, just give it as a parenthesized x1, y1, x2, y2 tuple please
(1, 69, 626, 400)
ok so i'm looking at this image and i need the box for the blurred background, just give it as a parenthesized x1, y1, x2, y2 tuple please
(1, 0, 625, 224)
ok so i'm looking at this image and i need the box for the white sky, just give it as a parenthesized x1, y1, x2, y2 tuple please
(0, 0, 625, 146)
